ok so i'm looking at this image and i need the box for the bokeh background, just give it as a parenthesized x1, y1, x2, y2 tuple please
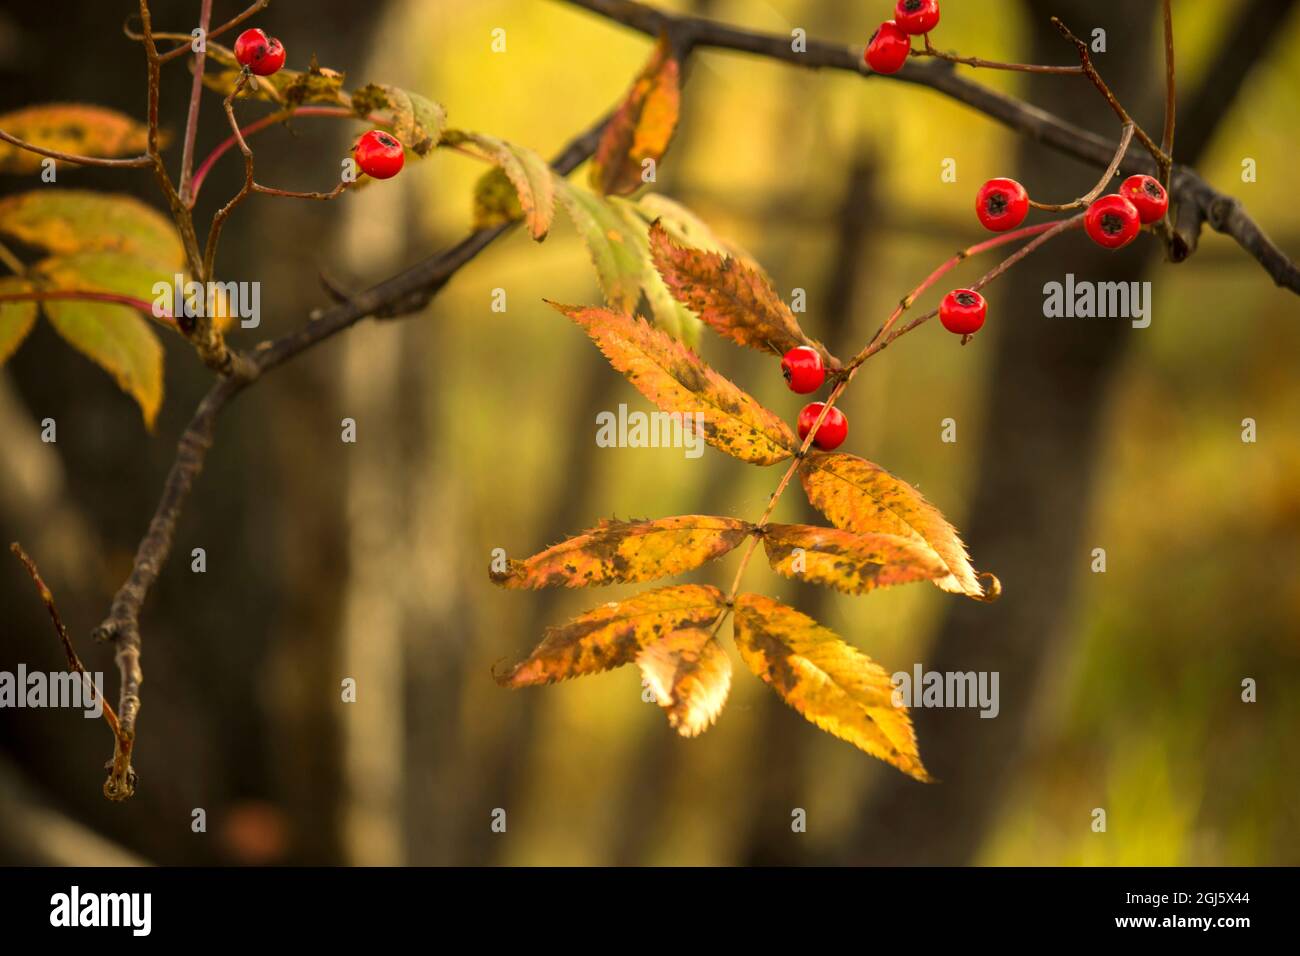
(1, 0, 1297, 865)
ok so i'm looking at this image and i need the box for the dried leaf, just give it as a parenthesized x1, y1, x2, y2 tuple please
(0, 277, 38, 365)
(734, 593, 927, 780)
(590, 34, 681, 196)
(631, 193, 766, 275)
(34, 253, 163, 428)
(762, 523, 949, 595)
(800, 453, 986, 598)
(497, 584, 727, 687)
(446, 131, 553, 240)
(201, 45, 349, 108)
(352, 83, 446, 155)
(492, 515, 752, 589)
(637, 628, 732, 737)
(649, 221, 834, 364)
(550, 302, 797, 465)
(0, 190, 184, 273)
(0, 104, 152, 173)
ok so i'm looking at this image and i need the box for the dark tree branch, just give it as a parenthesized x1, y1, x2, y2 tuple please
(558, 0, 1299, 293)
(89, 112, 608, 799)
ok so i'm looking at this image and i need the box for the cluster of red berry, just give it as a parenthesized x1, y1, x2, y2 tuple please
(233, 27, 405, 180)
(779, 347, 848, 451)
(864, 0, 940, 74)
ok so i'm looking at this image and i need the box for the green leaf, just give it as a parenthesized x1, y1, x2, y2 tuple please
(447, 130, 555, 240)
(472, 166, 523, 230)
(0, 104, 152, 174)
(0, 190, 184, 273)
(34, 253, 165, 427)
(0, 277, 38, 365)
(555, 181, 700, 345)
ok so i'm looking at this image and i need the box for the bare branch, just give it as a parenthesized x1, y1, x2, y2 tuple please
(177, 0, 214, 203)
(0, 129, 152, 168)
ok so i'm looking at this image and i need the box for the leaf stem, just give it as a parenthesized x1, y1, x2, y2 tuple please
(0, 288, 174, 325)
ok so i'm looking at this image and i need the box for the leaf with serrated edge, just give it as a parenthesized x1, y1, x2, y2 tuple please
(0, 104, 152, 174)
(352, 83, 446, 155)
(557, 184, 699, 343)
(800, 452, 985, 598)
(550, 302, 796, 465)
(497, 584, 726, 687)
(648, 220, 834, 364)
(762, 524, 949, 595)
(0, 191, 184, 273)
(734, 593, 927, 780)
(631, 193, 766, 276)
(590, 34, 680, 197)
(0, 278, 38, 365)
(492, 516, 752, 589)
(637, 629, 732, 737)
(448, 131, 553, 240)
(36, 254, 163, 428)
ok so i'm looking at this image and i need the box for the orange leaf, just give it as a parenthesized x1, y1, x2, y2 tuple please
(492, 516, 752, 589)
(761, 523, 949, 594)
(590, 34, 680, 196)
(0, 104, 152, 174)
(449, 131, 554, 240)
(733, 593, 928, 780)
(549, 302, 797, 465)
(637, 628, 732, 737)
(648, 221, 835, 364)
(800, 452, 991, 599)
(497, 584, 726, 687)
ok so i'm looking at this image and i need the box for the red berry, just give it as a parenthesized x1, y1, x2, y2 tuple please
(353, 130, 405, 180)
(1119, 174, 1168, 224)
(939, 289, 987, 336)
(233, 28, 286, 77)
(865, 21, 911, 74)
(780, 346, 825, 394)
(894, 0, 941, 35)
(975, 178, 1029, 232)
(1084, 194, 1141, 249)
(797, 402, 848, 451)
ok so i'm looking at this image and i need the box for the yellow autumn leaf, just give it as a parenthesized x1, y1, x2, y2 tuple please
(0, 277, 39, 365)
(491, 515, 752, 589)
(590, 33, 681, 196)
(0, 191, 184, 273)
(733, 592, 928, 780)
(637, 628, 732, 737)
(549, 302, 797, 465)
(800, 452, 993, 599)
(761, 523, 949, 594)
(497, 584, 727, 687)
(0, 104, 151, 173)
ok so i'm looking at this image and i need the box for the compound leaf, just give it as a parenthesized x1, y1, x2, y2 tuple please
(734, 593, 927, 780)
(550, 302, 797, 465)
(492, 515, 752, 589)
(496, 584, 727, 687)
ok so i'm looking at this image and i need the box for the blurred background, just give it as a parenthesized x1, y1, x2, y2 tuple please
(1, 0, 1297, 866)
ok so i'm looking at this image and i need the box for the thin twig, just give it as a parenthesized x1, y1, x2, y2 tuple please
(158, 0, 270, 64)
(917, 34, 1082, 74)
(178, 0, 214, 203)
(253, 182, 349, 201)
(1029, 123, 1134, 211)
(0, 129, 152, 168)
(1160, 0, 1176, 189)
(202, 71, 255, 283)
(10, 544, 132, 799)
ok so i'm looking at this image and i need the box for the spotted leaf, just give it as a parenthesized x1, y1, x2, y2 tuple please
(762, 523, 949, 594)
(637, 628, 732, 737)
(590, 34, 681, 196)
